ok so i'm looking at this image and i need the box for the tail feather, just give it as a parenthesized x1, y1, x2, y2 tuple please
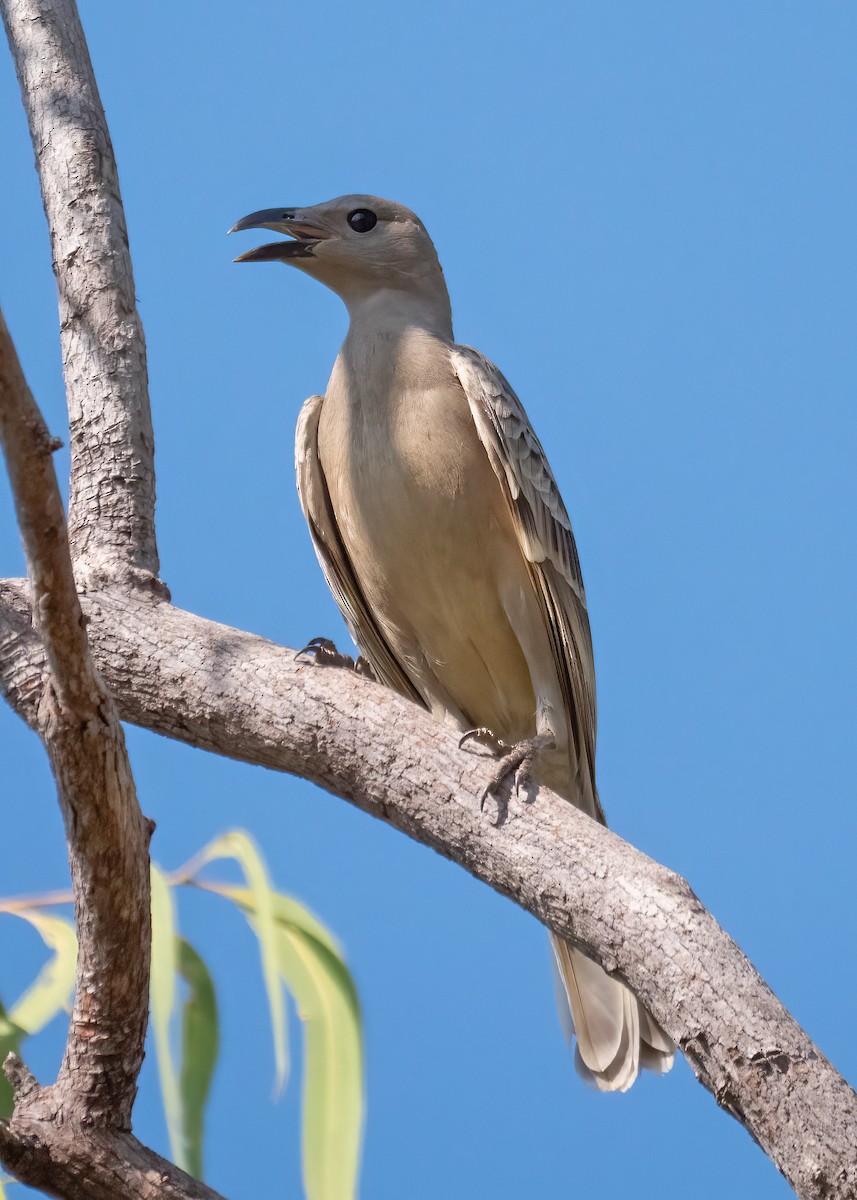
(638, 1002, 676, 1074)
(574, 983, 640, 1092)
(551, 936, 627, 1072)
(551, 932, 674, 1092)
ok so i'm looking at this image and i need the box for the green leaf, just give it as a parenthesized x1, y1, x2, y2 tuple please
(5, 909, 77, 1036)
(0, 907, 75, 1123)
(208, 884, 363, 1200)
(181, 831, 288, 1091)
(0, 998, 27, 1122)
(0, 907, 77, 1119)
(276, 928, 363, 1200)
(176, 938, 219, 1181)
(150, 865, 183, 1168)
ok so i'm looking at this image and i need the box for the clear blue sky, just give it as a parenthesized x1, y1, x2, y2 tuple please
(1, 2, 855, 1196)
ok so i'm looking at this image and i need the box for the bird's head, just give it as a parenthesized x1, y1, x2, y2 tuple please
(230, 194, 449, 317)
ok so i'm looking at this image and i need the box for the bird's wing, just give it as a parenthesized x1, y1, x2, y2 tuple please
(295, 394, 425, 705)
(451, 346, 600, 812)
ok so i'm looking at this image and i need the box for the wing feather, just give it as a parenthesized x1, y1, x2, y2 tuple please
(451, 347, 600, 814)
(295, 394, 424, 705)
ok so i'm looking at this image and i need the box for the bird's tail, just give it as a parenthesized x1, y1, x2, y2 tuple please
(550, 933, 675, 1092)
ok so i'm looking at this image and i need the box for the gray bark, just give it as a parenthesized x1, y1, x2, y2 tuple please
(0, 1056, 226, 1200)
(0, 315, 222, 1200)
(0, 0, 161, 591)
(0, 309, 150, 1128)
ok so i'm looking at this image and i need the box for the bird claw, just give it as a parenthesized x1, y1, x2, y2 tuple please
(296, 637, 376, 680)
(296, 636, 354, 668)
(353, 655, 377, 681)
(479, 734, 554, 813)
(458, 726, 508, 754)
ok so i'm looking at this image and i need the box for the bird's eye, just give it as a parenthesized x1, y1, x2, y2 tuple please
(347, 209, 377, 233)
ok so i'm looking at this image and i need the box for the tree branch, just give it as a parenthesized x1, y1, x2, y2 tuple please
(0, 0, 161, 590)
(0, 1056, 226, 1200)
(1, 579, 854, 1200)
(0, 315, 216, 1200)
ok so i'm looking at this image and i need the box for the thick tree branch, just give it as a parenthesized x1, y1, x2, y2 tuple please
(0, 1056, 226, 1200)
(0, 318, 213, 1200)
(1, 579, 854, 1200)
(0, 312, 93, 712)
(0, 0, 161, 589)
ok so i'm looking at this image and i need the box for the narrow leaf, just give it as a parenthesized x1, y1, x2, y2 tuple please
(0, 906, 77, 1118)
(200, 885, 345, 962)
(150, 865, 183, 1167)
(208, 883, 363, 1200)
(276, 928, 363, 1200)
(3, 908, 77, 1036)
(177, 938, 219, 1181)
(182, 831, 288, 1090)
(0, 998, 26, 1121)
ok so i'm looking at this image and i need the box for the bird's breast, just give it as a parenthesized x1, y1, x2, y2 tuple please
(319, 333, 499, 584)
(316, 330, 540, 739)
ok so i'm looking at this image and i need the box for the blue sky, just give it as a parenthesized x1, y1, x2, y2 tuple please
(1, 2, 855, 1196)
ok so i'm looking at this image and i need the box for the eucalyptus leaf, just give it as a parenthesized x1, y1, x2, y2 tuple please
(206, 882, 363, 1200)
(0, 998, 26, 1121)
(276, 928, 363, 1200)
(4, 908, 76, 1036)
(150, 865, 183, 1167)
(183, 831, 288, 1090)
(177, 938, 219, 1181)
(0, 907, 77, 1119)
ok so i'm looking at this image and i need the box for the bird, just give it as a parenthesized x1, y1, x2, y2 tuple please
(230, 194, 675, 1091)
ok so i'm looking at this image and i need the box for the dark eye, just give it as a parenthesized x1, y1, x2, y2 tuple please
(347, 209, 377, 233)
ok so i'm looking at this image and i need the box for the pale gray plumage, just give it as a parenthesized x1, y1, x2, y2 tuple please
(233, 193, 675, 1090)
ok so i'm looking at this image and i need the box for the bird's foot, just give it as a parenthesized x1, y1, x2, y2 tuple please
(460, 727, 554, 812)
(295, 637, 376, 680)
(459, 726, 509, 755)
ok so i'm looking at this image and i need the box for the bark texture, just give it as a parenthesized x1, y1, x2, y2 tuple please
(0, 317, 208, 1200)
(0, 580, 855, 1200)
(0, 312, 151, 1129)
(0, 1057, 226, 1200)
(0, 0, 160, 589)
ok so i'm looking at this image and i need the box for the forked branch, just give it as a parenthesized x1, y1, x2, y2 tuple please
(0, 313, 223, 1199)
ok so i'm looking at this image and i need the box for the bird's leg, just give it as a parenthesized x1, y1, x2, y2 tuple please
(295, 637, 377, 680)
(481, 733, 556, 812)
(460, 725, 556, 812)
(463, 695, 561, 812)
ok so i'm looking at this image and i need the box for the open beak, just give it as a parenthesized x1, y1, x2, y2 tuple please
(228, 208, 330, 262)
